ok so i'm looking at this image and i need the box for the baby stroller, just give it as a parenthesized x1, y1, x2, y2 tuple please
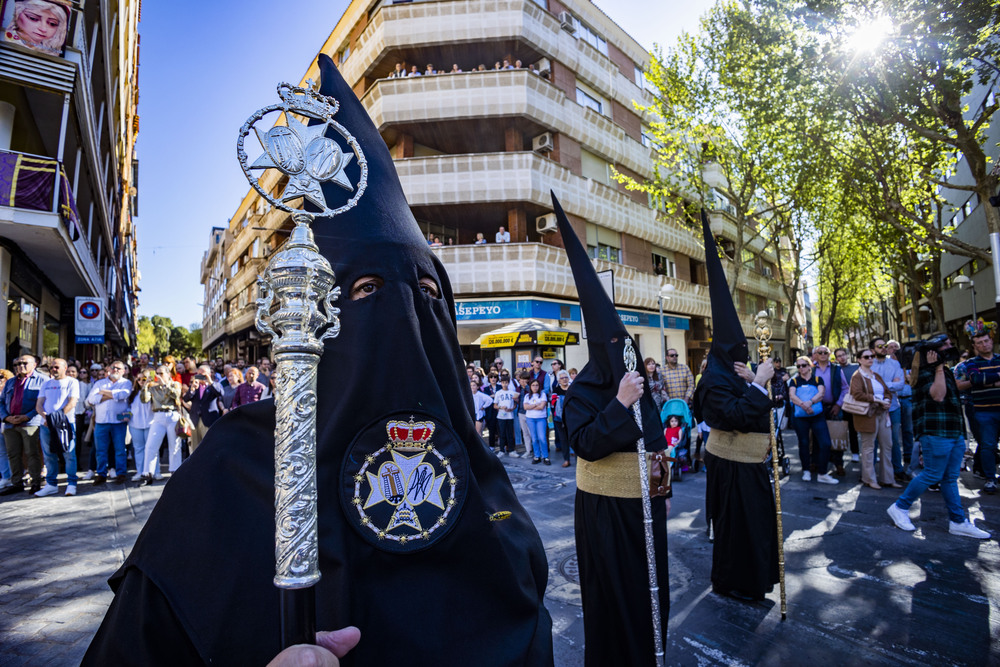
(660, 398, 693, 482)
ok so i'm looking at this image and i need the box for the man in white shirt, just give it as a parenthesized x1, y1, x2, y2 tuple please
(87, 360, 132, 484)
(35, 358, 79, 496)
(495, 226, 511, 243)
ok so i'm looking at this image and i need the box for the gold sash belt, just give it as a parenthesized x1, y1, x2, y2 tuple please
(706, 429, 771, 463)
(577, 451, 672, 499)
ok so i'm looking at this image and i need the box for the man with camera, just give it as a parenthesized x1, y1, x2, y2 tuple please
(183, 364, 224, 455)
(954, 322, 1000, 495)
(886, 334, 990, 539)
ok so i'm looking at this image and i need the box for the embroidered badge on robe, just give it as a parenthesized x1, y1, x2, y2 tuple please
(341, 413, 467, 553)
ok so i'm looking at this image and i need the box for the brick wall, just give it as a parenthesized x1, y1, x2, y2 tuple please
(554, 133, 582, 176)
(607, 41, 635, 82)
(613, 163, 647, 205)
(622, 232, 653, 273)
(611, 100, 642, 143)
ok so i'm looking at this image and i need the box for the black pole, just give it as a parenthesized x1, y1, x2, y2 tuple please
(279, 587, 316, 649)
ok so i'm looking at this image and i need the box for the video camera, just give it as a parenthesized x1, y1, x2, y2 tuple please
(898, 333, 959, 370)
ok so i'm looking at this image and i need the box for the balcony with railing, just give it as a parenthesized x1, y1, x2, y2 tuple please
(0, 149, 103, 298)
(343, 0, 648, 115)
(396, 151, 703, 258)
(432, 242, 709, 318)
(362, 69, 652, 176)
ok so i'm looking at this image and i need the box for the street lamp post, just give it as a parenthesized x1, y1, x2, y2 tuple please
(918, 304, 932, 336)
(953, 275, 977, 322)
(657, 284, 675, 366)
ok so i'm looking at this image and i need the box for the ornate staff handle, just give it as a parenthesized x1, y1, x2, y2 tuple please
(240, 80, 361, 649)
(754, 313, 787, 620)
(623, 337, 665, 666)
(256, 217, 342, 648)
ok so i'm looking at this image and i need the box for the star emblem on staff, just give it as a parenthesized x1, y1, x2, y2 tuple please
(250, 112, 354, 210)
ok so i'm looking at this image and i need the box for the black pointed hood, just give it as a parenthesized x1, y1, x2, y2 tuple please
(702, 209, 748, 367)
(552, 191, 666, 451)
(694, 209, 758, 430)
(106, 56, 553, 666)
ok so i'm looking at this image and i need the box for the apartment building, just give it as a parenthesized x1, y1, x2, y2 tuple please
(922, 77, 1000, 343)
(0, 0, 140, 367)
(202, 0, 802, 370)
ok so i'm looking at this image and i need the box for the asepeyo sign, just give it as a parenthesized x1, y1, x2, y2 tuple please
(75, 297, 105, 344)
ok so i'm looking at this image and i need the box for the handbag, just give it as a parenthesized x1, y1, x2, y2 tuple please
(792, 383, 820, 419)
(842, 394, 873, 417)
(826, 419, 850, 451)
(175, 410, 194, 438)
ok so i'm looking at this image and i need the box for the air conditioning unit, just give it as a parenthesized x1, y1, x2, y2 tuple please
(762, 266, 773, 278)
(536, 57, 551, 77)
(536, 213, 558, 234)
(532, 132, 554, 153)
(558, 11, 576, 33)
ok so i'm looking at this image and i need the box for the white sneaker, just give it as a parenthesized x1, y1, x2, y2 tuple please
(65, 485, 77, 496)
(0, 478, 11, 490)
(131, 472, 145, 482)
(851, 454, 860, 462)
(82, 470, 94, 480)
(802, 471, 812, 482)
(34, 484, 59, 497)
(817, 473, 839, 485)
(887, 503, 916, 531)
(108, 468, 116, 478)
(949, 520, 991, 539)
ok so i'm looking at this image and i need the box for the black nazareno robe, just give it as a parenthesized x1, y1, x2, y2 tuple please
(565, 381, 668, 667)
(82, 54, 552, 667)
(696, 354, 779, 599)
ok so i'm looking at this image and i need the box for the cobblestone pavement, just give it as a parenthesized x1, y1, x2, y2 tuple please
(1, 437, 999, 665)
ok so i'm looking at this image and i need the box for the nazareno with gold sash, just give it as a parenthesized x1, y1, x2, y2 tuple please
(694, 209, 779, 602)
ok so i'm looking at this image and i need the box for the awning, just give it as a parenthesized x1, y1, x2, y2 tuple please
(473, 319, 580, 349)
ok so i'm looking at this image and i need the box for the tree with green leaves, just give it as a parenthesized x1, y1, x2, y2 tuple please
(800, 0, 1000, 238)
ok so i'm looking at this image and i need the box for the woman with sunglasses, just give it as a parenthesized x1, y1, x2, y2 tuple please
(850, 351, 897, 489)
(788, 356, 838, 484)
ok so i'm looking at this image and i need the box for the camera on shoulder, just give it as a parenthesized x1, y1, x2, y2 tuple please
(899, 333, 958, 370)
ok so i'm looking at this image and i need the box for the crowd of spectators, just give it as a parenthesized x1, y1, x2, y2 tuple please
(467, 355, 575, 467)
(0, 353, 276, 497)
(387, 58, 541, 79)
(426, 225, 514, 248)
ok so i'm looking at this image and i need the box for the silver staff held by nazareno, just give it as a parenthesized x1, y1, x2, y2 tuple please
(754, 310, 787, 620)
(236, 80, 368, 648)
(623, 337, 665, 666)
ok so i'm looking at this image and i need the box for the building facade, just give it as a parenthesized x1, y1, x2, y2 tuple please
(201, 0, 803, 372)
(0, 0, 140, 367)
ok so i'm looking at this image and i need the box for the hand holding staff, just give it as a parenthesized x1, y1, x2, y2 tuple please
(754, 312, 786, 620)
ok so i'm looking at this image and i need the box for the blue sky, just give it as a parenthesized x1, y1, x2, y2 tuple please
(134, 0, 714, 330)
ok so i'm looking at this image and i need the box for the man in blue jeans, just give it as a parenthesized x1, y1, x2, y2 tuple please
(35, 358, 79, 496)
(86, 360, 132, 484)
(887, 335, 989, 539)
(954, 324, 1000, 495)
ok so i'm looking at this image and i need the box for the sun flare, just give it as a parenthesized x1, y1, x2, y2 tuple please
(845, 15, 894, 53)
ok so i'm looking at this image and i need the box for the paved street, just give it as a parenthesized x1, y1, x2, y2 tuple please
(1, 437, 998, 665)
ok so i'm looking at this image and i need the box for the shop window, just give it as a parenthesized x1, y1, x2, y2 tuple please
(6, 290, 38, 358)
(43, 314, 60, 358)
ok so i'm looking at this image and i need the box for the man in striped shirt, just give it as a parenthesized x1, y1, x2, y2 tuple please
(954, 327, 1000, 495)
